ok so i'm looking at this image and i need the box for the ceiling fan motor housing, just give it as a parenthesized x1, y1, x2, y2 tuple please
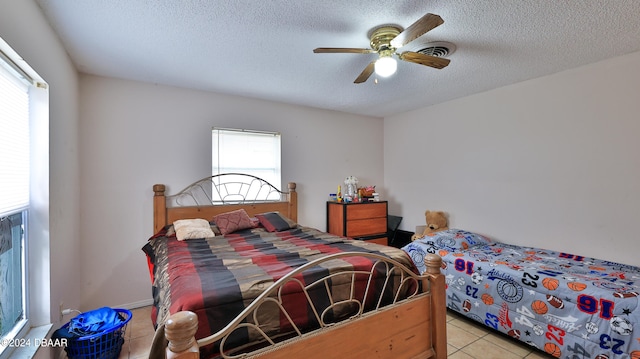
(369, 26, 402, 52)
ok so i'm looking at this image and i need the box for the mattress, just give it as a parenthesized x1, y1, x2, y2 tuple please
(143, 223, 417, 357)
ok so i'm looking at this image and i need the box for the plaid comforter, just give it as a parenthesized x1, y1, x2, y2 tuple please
(143, 225, 416, 356)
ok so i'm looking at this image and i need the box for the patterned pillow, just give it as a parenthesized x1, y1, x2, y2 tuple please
(255, 212, 297, 232)
(403, 229, 492, 274)
(402, 242, 434, 275)
(213, 209, 256, 235)
(415, 229, 492, 251)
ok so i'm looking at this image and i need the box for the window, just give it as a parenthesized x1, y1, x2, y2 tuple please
(212, 128, 282, 190)
(0, 52, 30, 216)
(0, 214, 25, 340)
(0, 50, 30, 355)
(0, 37, 49, 359)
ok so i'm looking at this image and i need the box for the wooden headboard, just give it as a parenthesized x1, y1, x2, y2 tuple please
(152, 174, 297, 233)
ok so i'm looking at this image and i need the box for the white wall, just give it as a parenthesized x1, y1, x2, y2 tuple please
(0, 0, 81, 326)
(384, 50, 640, 267)
(78, 75, 384, 309)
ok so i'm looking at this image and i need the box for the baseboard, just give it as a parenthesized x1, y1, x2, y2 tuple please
(117, 298, 153, 310)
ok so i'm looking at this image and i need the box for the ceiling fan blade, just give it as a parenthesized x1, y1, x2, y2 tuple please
(390, 13, 444, 48)
(354, 61, 376, 83)
(399, 51, 450, 69)
(313, 47, 375, 54)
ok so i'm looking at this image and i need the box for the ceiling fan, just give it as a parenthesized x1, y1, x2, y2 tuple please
(313, 13, 450, 84)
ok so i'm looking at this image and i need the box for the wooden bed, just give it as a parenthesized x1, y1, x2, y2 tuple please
(147, 174, 447, 359)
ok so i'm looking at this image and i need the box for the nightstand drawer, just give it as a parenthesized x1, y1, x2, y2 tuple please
(346, 202, 386, 220)
(346, 218, 386, 237)
(326, 201, 389, 245)
(364, 236, 388, 246)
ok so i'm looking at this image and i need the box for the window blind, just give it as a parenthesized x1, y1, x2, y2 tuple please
(212, 128, 281, 190)
(0, 60, 30, 217)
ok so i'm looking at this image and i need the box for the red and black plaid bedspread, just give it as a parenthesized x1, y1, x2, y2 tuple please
(142, 225, 417, 353)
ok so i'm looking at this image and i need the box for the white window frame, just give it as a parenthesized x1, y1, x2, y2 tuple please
(212, 128, 282, 190)
(0, 37, 50, 359)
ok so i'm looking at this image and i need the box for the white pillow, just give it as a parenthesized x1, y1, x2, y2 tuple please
(173, 219, 215, 241)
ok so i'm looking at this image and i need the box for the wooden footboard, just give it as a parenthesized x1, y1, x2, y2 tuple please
(158, 253, 447, 359)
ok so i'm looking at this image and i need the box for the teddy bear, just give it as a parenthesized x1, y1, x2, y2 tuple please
(411, 210, 449, 241)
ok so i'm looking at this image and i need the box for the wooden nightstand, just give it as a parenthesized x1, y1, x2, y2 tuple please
(326, 201, 388, 246)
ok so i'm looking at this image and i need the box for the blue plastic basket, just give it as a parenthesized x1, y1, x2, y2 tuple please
(62, 308, 132, 359)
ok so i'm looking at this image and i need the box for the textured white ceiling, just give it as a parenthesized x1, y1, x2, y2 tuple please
(35, 0, 640, 117)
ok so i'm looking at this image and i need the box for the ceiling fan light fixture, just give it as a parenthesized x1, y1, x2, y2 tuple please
(374, 56, 397, 77)
(313, 14, 448, 84)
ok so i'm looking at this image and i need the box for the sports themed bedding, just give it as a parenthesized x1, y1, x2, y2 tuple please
(143, 213, 417, 357)
(403, 229, 640, 358)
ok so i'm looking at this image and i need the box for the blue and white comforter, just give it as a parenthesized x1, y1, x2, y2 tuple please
(403, 229, 640, 358)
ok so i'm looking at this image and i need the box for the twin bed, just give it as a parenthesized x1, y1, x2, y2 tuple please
(405, 229, 640, 358)
(143, 174, 447, 358)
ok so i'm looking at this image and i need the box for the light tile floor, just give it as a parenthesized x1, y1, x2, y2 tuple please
(110, 306, 555, 358)
(118, 306, 155, 359)
(445, 310, 553, 358)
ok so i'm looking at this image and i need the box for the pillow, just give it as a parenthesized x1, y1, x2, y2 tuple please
(165, 223, 220, 237)
(209, 223, 222, 236)
(213, 209, 256, 235)
(417, 229, 492, 251)
(402, 242, 434, 275)
(165, 225, 176, 237)
(255, 212, 297, 232)
(173, 218, 216, 241)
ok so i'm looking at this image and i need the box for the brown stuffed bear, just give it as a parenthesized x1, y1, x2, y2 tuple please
(411, 210, 449, 241)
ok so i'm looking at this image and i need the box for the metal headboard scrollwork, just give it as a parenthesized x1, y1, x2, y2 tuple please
(166, 173, 286, 208)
